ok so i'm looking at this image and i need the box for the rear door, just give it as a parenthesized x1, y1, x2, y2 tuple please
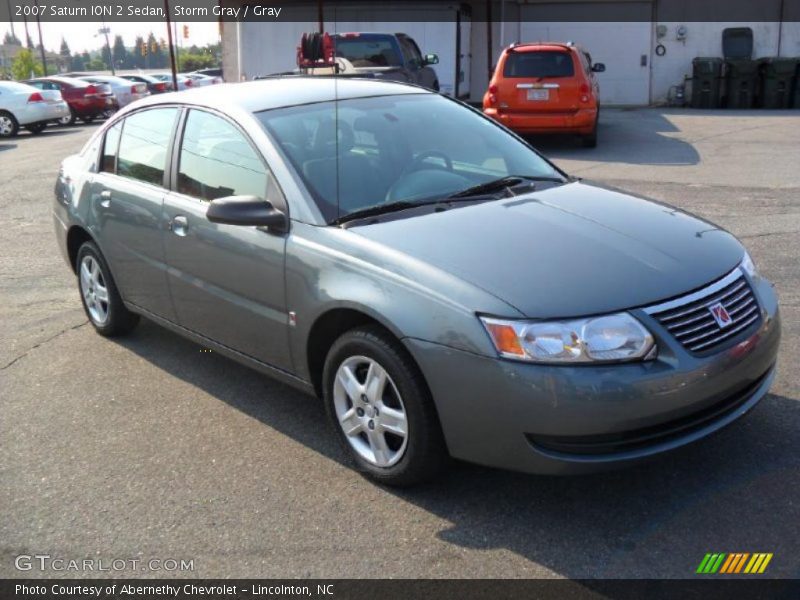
(499, 48, 581, 113)
(90, 107, 180, 320)
(161, 108, 291, 370)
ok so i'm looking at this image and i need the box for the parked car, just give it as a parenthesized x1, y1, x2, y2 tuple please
(22, 76, 113, 125)
(190, 67, 222, 78)
(151, 73, 193, 91)
(262, 32, 439, 91)
(183, 73, 221, 87)
(0, 80, 70, 136)
(483, 42, 605, 147)
(54, 78, 780, 486)
(119, 74, 170, 94)
(78, 75, 150, 109)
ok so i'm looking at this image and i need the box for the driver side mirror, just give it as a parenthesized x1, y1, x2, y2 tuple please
(206, 195, 288, 233)
(424, 53, 439, 65)
(592, 63, 606, 73)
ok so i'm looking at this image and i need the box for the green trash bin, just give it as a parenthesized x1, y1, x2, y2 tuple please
(691, 57, 723, 108)
(725, 59, 759, 108)
(794, 63, 800, 108)
(759, 57, 799, 108)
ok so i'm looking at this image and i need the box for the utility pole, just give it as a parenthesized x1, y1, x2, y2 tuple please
(6, 0, 17, 41)
(33, 0, 47, 74)
(99, 20, 114, 75)
(164, 0, 179, 91)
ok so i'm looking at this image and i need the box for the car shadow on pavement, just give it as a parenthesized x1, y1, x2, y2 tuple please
(529, 108, 701, 166)
(0, 143, 16, 152)
(116, 319, 800, 579)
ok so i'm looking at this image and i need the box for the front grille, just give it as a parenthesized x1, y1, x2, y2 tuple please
(646, 269, 761, 354)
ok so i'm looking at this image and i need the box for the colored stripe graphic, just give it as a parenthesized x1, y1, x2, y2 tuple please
(698, 552, 772, 574)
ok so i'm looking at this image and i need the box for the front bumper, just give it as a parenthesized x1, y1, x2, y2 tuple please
(484, 107, 597, 134)
(406, 276, 780, 474)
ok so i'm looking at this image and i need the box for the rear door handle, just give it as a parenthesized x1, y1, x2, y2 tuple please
(169, 215, 189, 237)
(99, 189, 111, 208)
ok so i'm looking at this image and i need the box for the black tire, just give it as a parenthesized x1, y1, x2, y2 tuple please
(25, 122, 47, 135)
(58, 109, 76, 127)
(76, 241, 139, 337)
(581, 120, 598, 148)
(0, 110, 19, 138)
(81, 114, 95, 124)
(323, 325, 449, 486)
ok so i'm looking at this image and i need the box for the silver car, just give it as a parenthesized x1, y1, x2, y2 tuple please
(53, 78, 780, 485)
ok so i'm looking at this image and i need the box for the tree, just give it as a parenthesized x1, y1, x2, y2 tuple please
(112, 35, 128, 70)
(59, 38, 72, 71)
(101, 44, 112, 71)
(86, 58, 107, 71)
(178, 52, 215, 72)
(11, 48, 43, 80)
(132, 36, 145, 69)
(3, 31, 22, 46)
(70, 53, 85, 72)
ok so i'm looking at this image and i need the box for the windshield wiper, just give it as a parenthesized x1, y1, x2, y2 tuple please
(333, 200, 421, 225)
(447, 175, 565, 200)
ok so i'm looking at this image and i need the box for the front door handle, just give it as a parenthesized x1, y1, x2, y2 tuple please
(99, 189, 111, 208)
(169, 215, 189, 237)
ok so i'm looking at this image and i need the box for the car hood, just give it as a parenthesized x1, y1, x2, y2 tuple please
(350, 181, 745, 318)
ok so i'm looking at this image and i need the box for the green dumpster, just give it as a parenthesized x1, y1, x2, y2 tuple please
(691, 57, 723, 108)
(759, 57, 799, 108)
(725, 59, 759, 108)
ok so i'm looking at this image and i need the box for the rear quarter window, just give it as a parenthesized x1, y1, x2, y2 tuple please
(503, 51, 575, 78)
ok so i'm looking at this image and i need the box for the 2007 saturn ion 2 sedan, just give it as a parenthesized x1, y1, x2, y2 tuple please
(53, 78, 780, 485)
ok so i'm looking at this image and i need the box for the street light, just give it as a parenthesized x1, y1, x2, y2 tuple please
(96, 24, 115, 75)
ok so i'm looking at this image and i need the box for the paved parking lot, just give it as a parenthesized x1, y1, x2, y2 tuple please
(1, 109, 799, 579)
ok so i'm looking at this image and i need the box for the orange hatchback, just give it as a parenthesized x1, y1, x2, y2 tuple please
(483, 42, 605, 147)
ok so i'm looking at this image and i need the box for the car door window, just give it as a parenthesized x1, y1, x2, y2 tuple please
(117, 108, 178, 186)
(177, 109, 276, 205)
(100, 122, 123, 174)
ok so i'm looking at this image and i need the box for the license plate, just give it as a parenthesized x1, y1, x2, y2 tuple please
(527, 89, 549, 101)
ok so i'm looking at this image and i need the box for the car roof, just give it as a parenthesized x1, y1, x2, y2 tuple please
(508, 42, 581, 53)
(132, 76, 430, 113)
(29, 75, 91, 87)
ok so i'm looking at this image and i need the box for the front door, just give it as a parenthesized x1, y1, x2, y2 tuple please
(90, 108, 179, 320)
(161, 108, 291, 370)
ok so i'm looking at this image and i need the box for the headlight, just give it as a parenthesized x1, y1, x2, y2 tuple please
(741, 250, 758, 278)
(480, 313, 655, 364)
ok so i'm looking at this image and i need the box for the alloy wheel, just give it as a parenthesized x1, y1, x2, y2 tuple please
(79, 255, 110, 325)
(333, 355, 409, 467)
(0, 115, 14, 136)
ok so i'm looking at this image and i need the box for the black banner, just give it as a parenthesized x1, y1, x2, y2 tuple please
(1, 0, 799, 23)
(2, 579, 800, 600)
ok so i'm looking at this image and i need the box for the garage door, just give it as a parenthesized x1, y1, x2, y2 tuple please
(520, 3, 652, 105)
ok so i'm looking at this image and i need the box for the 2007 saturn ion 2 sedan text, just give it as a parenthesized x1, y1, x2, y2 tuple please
(53, 78, 780, 485)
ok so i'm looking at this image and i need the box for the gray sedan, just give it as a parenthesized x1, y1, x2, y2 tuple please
(53, 78, 780, 486)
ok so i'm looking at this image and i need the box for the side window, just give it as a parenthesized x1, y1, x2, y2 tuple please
(101, 121, 122, 173)
(177, 110, 271, 203)
(117, 108, 178, 186)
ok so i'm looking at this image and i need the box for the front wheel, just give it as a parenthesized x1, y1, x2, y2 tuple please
(76, 241, 139, 337)
(323, 326, 448, 486)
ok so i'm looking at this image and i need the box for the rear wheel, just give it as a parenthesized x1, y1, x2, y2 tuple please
(81, 114, 95, 124)
(323, 325, 448, 486)
(581, 120, 598, 148)
(25, 122, 47, 135)
(58, 109, 76, 126)
(0, 111, 19, 138)
(76, 241, 139, 337)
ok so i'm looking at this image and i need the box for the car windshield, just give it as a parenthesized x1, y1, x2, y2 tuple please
(503, 51, 575, 78)
(257, 93, 562, 223)
(334, 36, 402, 67)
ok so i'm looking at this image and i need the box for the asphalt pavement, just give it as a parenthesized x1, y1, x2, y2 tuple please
(1, 109, 799, 579)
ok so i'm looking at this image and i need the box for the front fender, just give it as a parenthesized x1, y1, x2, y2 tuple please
(284, 222, 521, 381)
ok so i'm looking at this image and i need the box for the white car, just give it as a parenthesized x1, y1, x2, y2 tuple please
(152, 73, 194, 91)
(77, 75, 150, 108)
(0, 81, 70, 137)
(183, 73, 222, 87)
